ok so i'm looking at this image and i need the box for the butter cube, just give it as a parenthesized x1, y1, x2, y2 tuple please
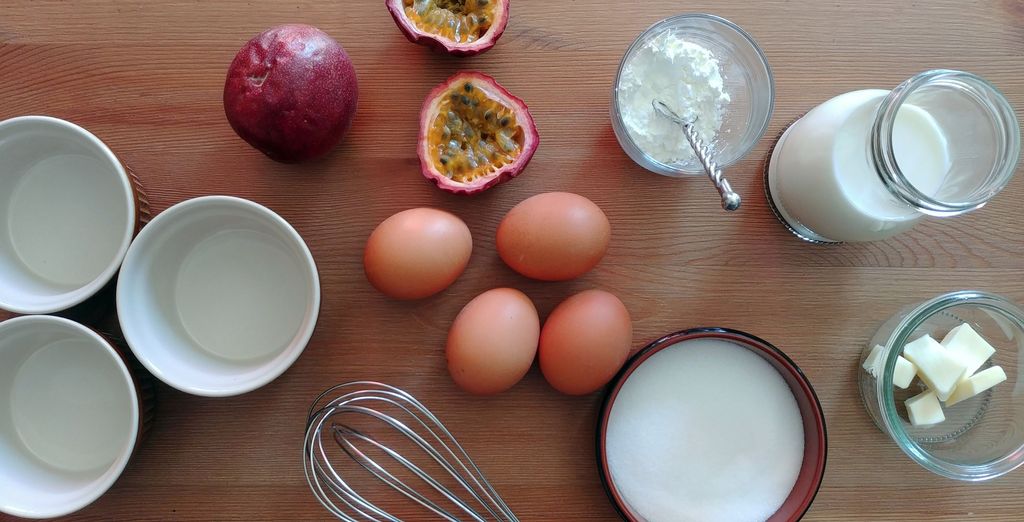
(893, 356, 917, 389)
(902, 335, 968, 401)
(862, 345, 884, 376)
(906, 389, 945, 426)
(945, 366, 1007, 407)
(863, 344, 916, 387)
(941, 323, 996, 378)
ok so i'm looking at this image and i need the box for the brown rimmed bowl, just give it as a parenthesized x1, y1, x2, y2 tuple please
(597, 327, 827, 521)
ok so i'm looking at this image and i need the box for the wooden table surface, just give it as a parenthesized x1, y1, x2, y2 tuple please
(3, 0, 1024, 520)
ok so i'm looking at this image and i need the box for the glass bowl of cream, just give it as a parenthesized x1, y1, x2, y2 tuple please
(611, 13, 774, 177)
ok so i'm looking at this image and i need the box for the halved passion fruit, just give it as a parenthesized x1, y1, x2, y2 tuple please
(419, 72, 538, 195)
(386, 0, 509, 56)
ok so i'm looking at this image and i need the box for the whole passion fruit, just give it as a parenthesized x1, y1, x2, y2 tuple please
(386, 0, 509, 56)
(224, 24, 358, 163)
(419, 72, 538, 195)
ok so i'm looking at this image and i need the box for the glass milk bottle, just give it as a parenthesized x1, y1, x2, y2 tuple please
(765, 70, 1020, 243)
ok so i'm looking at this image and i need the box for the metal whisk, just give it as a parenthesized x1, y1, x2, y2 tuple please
(653, 99, 741, 211)
(303, 382, 518, 522)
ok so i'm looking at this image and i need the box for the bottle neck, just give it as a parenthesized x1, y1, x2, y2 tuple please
(870, 70, 1020, 217)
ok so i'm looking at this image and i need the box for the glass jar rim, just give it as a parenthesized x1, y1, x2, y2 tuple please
(871, 69, 1021, 216)
(876, 290, 1024, 480)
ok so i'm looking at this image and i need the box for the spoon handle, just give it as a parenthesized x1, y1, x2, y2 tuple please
(680, 122, 741, 211)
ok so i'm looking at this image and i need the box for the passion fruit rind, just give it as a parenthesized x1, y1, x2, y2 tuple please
(386, 0, 509, 57)
(419, 72, 538, 195)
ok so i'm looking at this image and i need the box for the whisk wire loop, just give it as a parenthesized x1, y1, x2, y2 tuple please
(304, 382, 518, 522)
(306, 409, 398, 521)
(333, 426, 475, 522)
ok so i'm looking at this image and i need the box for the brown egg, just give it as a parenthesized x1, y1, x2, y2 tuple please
(364, 208, 472, 300)
(540, 289, 632, 395)
(447, 288, 540, 395)
(496, 192, 610, 281)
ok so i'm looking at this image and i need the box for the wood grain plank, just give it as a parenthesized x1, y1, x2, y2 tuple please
(1, 0, 1024, 520)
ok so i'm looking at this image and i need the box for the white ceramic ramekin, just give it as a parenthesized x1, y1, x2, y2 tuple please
(0, 116, 143, 315)
(0, 315, 146, 518)
(117, 196, 320, 397)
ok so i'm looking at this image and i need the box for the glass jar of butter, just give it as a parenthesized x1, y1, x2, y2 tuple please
(859, 291, 1024, 480)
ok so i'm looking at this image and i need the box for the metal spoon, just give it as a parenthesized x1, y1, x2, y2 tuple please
(652, 100, 741, 211)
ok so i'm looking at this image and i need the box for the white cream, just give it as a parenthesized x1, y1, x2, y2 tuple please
(605, 338, 804, 522)
(617, 31, 729, 165)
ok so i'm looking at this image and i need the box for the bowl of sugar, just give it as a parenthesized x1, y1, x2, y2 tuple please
(598, 327, 826, 521)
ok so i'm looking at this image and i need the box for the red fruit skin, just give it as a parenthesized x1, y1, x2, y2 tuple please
(224, 24, 358, 163)
(419, 72, 539, 196)
(385, 0, 509, 57)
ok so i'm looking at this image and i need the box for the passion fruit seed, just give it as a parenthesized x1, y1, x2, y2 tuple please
(404, 0, 496, 44)
(429, 81, 523, 182)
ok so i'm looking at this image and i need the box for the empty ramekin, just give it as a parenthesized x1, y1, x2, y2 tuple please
(0, 315, 150, 518)
(0, 116, 145, 315)
(117, 196, 320, 397)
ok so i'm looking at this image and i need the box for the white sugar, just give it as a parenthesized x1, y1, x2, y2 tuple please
(606, 338, 804, 522)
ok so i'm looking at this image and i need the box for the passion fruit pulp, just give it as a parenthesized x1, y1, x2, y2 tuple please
(419, 72, 538, 195)
(386, 0, 509, 56)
